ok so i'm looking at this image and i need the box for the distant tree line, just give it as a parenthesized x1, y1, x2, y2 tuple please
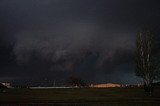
(66, 76, 88, 87)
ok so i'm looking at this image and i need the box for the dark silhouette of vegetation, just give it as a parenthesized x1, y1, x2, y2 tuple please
(66, 76, 87, 87)
(152, 81, 160, 86)
(135, 29, 160, 96)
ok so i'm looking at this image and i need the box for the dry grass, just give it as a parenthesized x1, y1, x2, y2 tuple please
(0, 86, 160, 105)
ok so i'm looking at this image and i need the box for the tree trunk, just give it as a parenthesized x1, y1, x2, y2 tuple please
(144, 80, 153, 96)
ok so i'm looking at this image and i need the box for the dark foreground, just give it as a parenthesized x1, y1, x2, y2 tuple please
(0, 87, 160, 106)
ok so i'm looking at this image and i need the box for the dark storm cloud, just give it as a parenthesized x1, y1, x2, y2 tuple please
(0, 0, 160, 85)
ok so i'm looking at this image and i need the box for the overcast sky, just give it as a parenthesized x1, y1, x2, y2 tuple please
(0, 0, 160, 86)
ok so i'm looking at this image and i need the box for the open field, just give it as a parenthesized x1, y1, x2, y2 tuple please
(0, 87, 160, 106)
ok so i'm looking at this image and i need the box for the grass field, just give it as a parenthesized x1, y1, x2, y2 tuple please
(0, 86, 160, 106)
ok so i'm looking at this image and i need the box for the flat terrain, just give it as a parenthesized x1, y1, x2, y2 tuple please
(0, 87, 160, 106)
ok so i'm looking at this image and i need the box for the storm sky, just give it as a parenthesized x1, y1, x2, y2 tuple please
(0, 0, 160, 86)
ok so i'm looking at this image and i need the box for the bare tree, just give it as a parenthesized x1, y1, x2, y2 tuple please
(135, 29, 159, 95)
